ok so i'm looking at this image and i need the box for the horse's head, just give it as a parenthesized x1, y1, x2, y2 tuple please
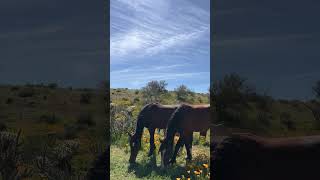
(159, 138, 173, 168)
(128, 132, 140, 164)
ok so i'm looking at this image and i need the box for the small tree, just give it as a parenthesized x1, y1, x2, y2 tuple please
(141, 80, 168, 103)
(312, 80, 320, 100)
(213, 73, 253, 126)
(48, 83, 58, 89)
(175, 84, 194, 103)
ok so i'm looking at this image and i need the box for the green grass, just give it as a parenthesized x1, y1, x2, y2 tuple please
(110, 130, 210, 180)
(0, 85, 107, 178)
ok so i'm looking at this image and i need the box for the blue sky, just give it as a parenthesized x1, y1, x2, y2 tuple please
(0, 0, 106, 88)
(213, 1, 320, 100)
(110, 0, 210, 93)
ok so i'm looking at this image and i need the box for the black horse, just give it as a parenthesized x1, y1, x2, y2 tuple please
(212, 133, 320, 180)
(159, 104, 210, 167)
(128, 103, 178, 163)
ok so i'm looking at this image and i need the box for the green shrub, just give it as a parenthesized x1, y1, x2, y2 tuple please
(10, 86, 19, 91)
(133, 97, 140, 103)
(122, 97, 129, 101)
(110, 104, 136, 142)
(0, 131, 33, 179)
(80, 93, 92, 104)
(6, 98, 13, 104)
(63, 124, 80, 139)
(39, 113, 60, 124)
(280, 112, 295, 130)
(18, 88, 35, 98)
(48, 83, 58, 89)
(76, 113, 96, 127)
(0, 122, 7, 131)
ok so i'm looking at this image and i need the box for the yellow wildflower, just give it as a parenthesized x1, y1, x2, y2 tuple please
(194, 170, 201, 175)
(176, 178, 181, 180)
(202, 163, 209, 168)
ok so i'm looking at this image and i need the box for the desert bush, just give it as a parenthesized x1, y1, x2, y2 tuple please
(76, 113, 96, 127)
(0, 130, 33, 179)
(312, 80, 320, 99)
(280, 112, 295, 130)
(39, 113, 60, 124)
(0, 122, 7, 131)
(122, 97, 129, 102)
(87, 147, 108, 180)
(133, 97, 140, 103)
(110, 104, 136, 142)
(10, 86, 19, 91)
(141, 80, 168, 103)
(213, 74, 253, 123)
(251, 94, 273, 112)
(48, 83, 58, 89)
(6, 98, 13, 104)
(63, 124, 81, 139)
(80, 93, 92, 104)
(18, 88, 35, 98)
(36, 140, 80, 180)
(175, 84, 195, 103)
(257, 111, 271, 127)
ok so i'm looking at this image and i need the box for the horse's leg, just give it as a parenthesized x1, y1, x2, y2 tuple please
(185, 133, 193, 161)
(148, 128, 156, 156)
(170, 136, 184, 164)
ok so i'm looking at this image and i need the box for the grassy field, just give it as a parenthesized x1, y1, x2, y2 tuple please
(110, 130, 210, 180)
(0, 84, 107, 179)
(2, 82, 318, 179)
(110, 88, 211, 180)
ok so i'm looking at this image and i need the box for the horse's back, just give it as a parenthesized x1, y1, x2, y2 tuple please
(175, 104, 210, 133)
(141, 103, 178, 129)
(213, 134, 320, 180)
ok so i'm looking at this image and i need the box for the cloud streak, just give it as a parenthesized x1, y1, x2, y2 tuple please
(111, 0, 210, 92)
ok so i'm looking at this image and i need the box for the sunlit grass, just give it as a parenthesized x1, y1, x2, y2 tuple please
(111, 129, 210, 180)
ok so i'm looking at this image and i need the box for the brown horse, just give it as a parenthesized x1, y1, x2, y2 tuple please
(128, 103, 178, 163)
(159, 104, 210, 167)
(212, 133, 320, 180)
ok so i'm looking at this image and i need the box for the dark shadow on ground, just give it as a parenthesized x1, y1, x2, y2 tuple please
(127, 154, 186, 180)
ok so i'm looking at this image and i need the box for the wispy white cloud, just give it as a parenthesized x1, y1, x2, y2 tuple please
(111, 0, 210, 92)
(111, 0, 209, 61)
(215, 33, 314, 48)
(111, 63, 209, 89)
